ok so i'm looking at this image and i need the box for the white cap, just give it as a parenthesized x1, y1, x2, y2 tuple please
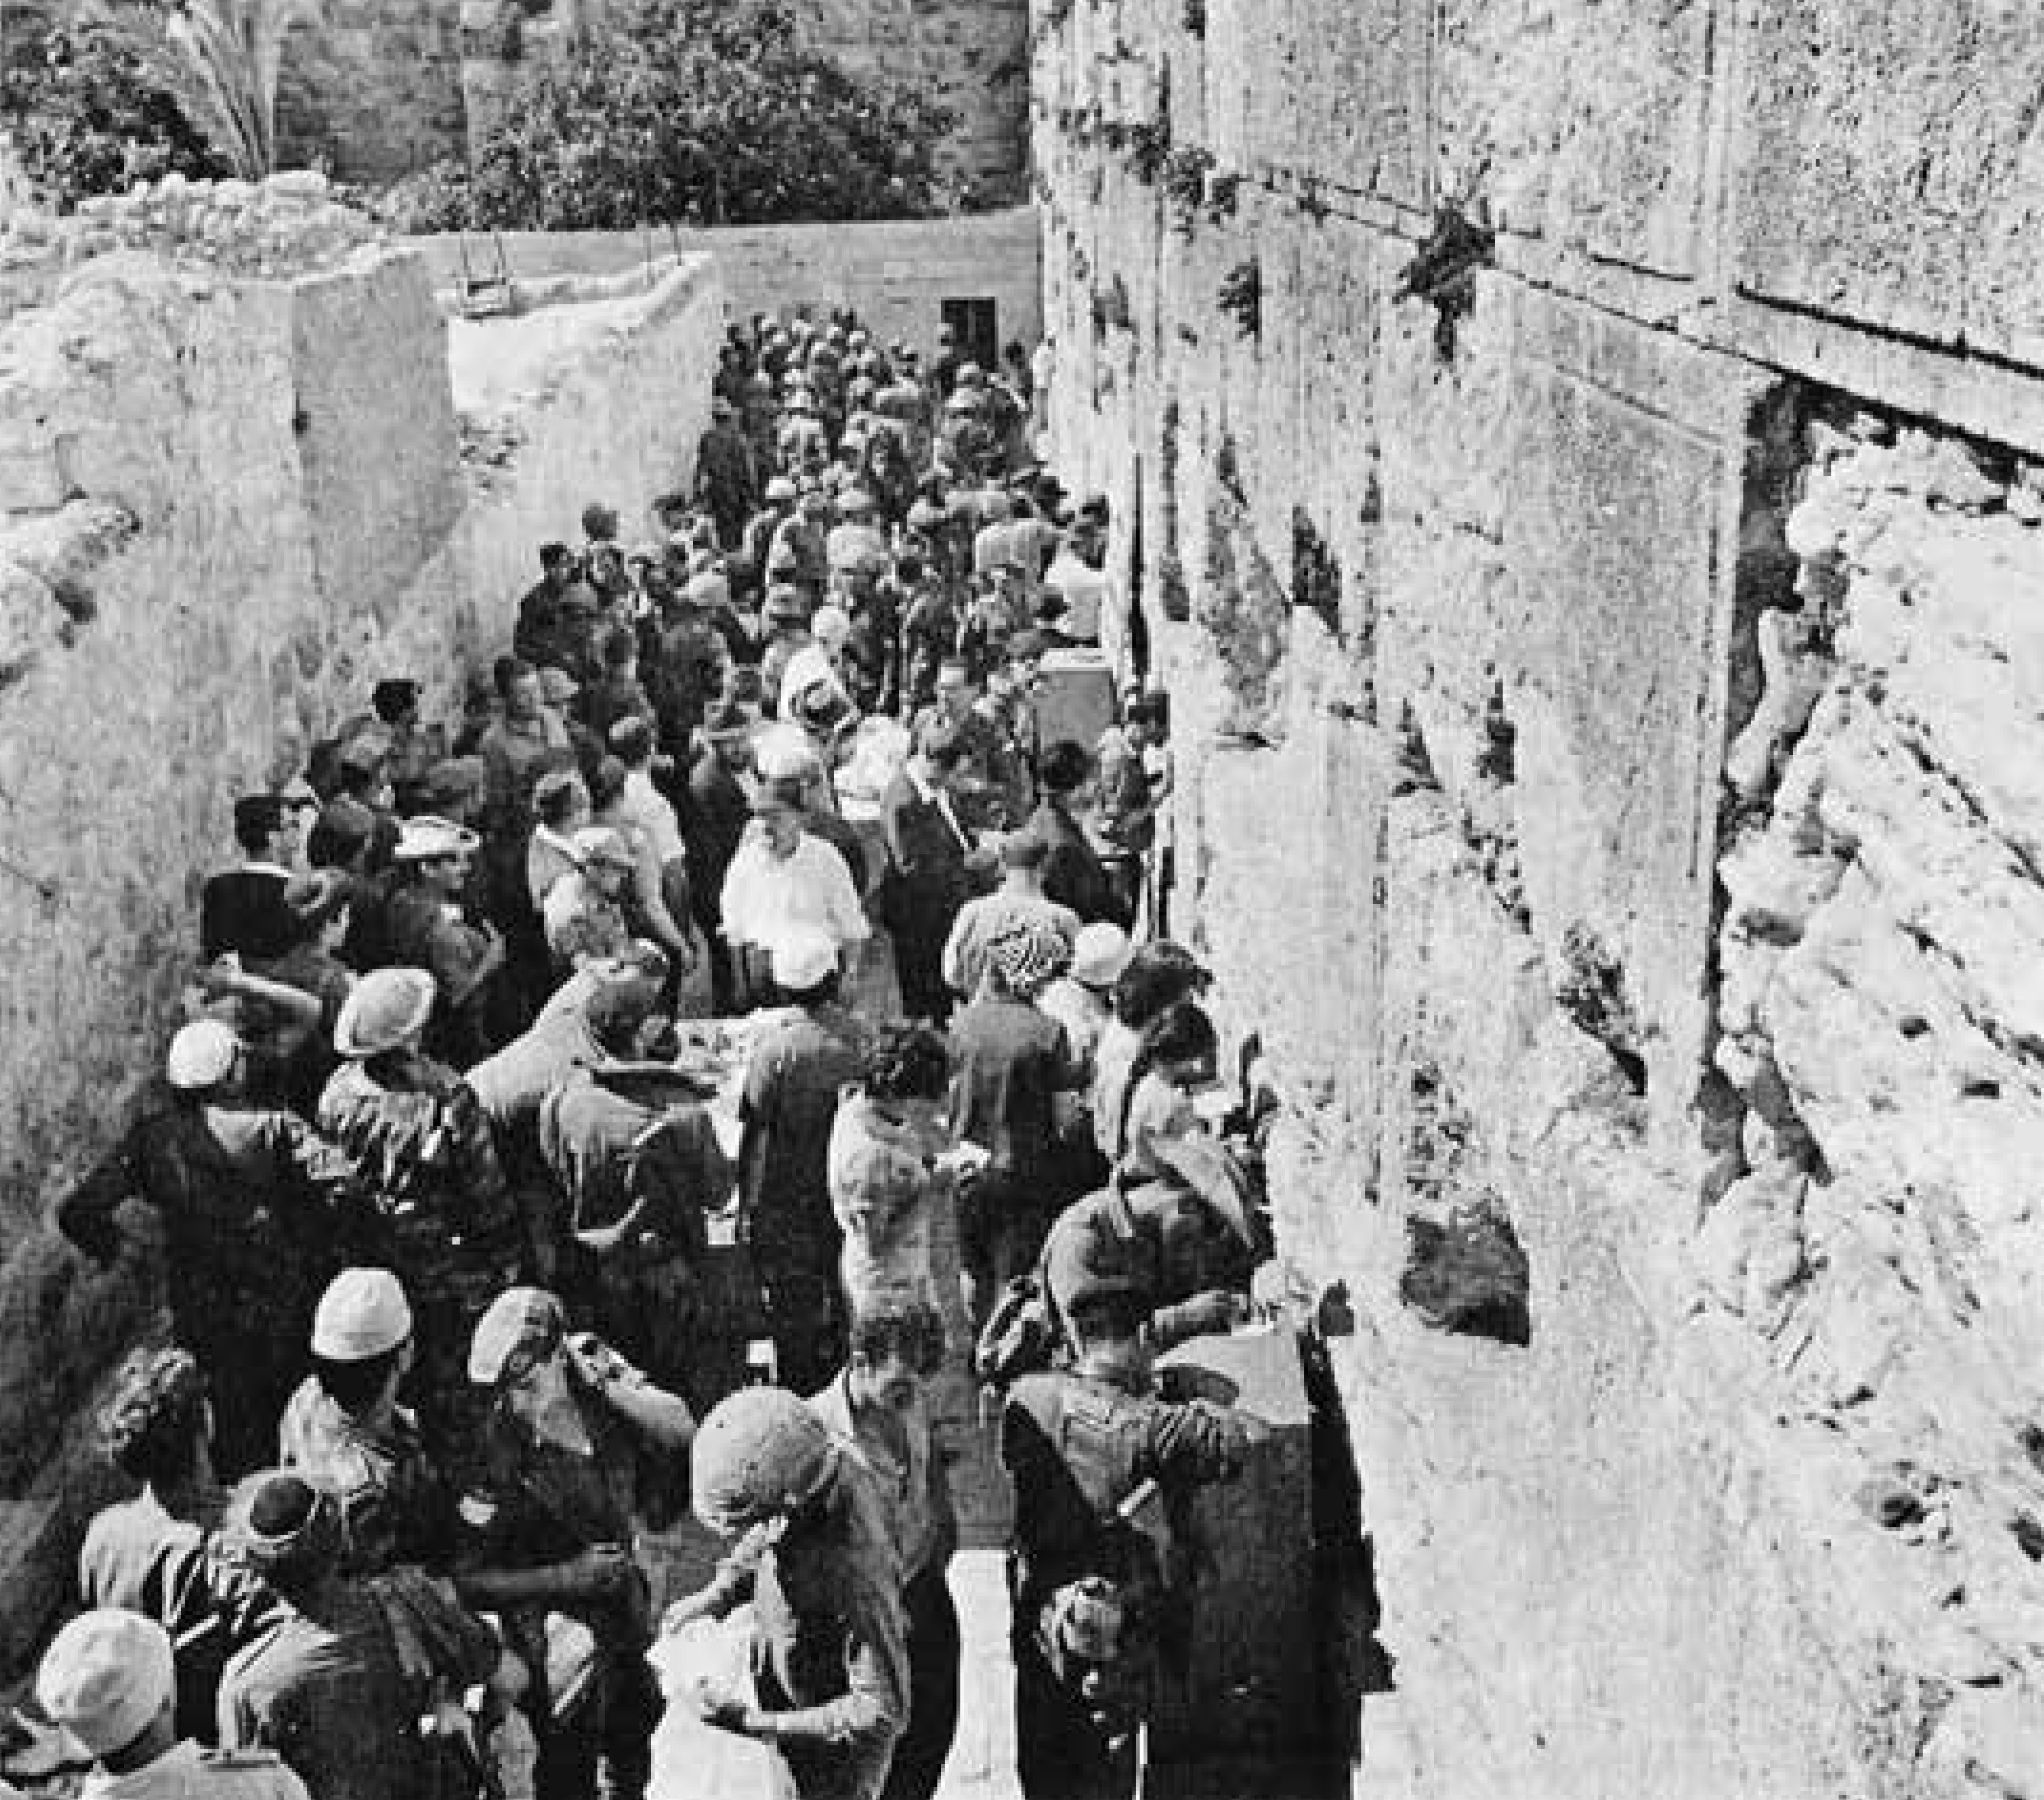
(769, 926, 839, 994)
(165, 1020, 239, 1091)
(393, 814, 481, 862)
(311, 1267, 413, 1361)
(37, 1611, 174, 1758)
(1070, 922, 1133, 990)
(811, 603, 851, 650)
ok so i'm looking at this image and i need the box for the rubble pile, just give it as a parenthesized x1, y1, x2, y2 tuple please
(0, 171, 385, 302)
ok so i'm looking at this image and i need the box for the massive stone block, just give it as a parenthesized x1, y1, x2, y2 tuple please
(1733, 0, 2044, 360)
(1433, 0, 1714, 275)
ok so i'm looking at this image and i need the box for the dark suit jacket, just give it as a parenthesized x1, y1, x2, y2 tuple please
(200, 868, 294, 962)
(1030, 800, 1122, 927)
(879, 772, 976, 941)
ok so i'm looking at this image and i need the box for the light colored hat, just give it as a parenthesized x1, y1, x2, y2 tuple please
(166, 1019, 240, 1092)
(765, 476, 798, 504)
(753, 723, 823, 784)
(810, 603, 851, 651)
(37, 1611, 174, 1758)
(468, 1286, 566, 1387)
(1071, 922, 1133, 990)
(571, 825, 636, 870)
(769, 926, 839, 994)
(333, 967, 436, 1058)
(311, 1268, 413, 1362)
(686, 572, 732, 609)
(393, 814, 480, 862)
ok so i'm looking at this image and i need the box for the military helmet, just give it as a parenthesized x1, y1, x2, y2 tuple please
(691, 1387, 840, 1535)
(1042, 1212, 1145, 1316)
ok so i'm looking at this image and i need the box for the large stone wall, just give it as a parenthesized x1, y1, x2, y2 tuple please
(0, 237, 469, 1673)
(1036, 0, 2044, 1793)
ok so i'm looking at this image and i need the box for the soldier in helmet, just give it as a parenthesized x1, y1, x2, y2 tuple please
(458, 1287, 697, 1800)
(1000, 1224, 1262, 1800)
(38, 1611, 310, 1800)
(317, 969, 524, 1457)
(669, 1385, 911, 1800)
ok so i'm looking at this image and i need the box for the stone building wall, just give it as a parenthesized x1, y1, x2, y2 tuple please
(0, 234, 470, 1674)
(406, 208, 1041, 369)
(274, 0, 467, 184)
(1035, 0, 2044, 1793)
(457, 0, 1028, 199)
(787, 0, 1031, 201)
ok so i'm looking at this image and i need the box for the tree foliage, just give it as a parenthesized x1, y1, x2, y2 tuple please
(2, 25, 226, 208)
(457, 0, 959, 229)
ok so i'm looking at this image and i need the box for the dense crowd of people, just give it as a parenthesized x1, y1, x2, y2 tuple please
(30, 309, 1281, 1800)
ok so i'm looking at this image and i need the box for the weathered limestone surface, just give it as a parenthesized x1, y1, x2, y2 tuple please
(0, 216, 723, 1680)
(404, 209, 1042, 368)
(1037, 0, 2044, 1790)
(451, 254, 721, 613)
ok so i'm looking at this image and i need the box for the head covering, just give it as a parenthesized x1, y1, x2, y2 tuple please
(990, 916, 1072, 997)
(393, 815, 480, 862)
(225, 1470, 341, 1581)
(752, 724, 823, 785)
(165, 1020, 240, 1092)
(311, 1268, 413, 1362)
(706, 702, 755, 742)
(282, 868, 353, 932)
(691, 1387, 841, 1535)
(333, 967, 436, 1058)
(810, 603, 851, 651)
(37, 1612, 174, 1759)
(769, 926, 839, 994)
(765, 476, 798, 504)
(468, 1287, 567, 1387)
(419, 756, 486, 814)
(334, 732, 389, 777)
(233, 793, 288, 842)
(571, 825, 635, 871)
(686, 571, 732, 609)
(371, 677, 420, 718)
(1071, 922, 1133, 990)
(532, 767, 587, 820)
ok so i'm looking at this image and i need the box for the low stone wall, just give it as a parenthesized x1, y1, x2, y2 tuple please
(408, 208, 1042, 365)
(0, 224, 727, 1682)
(452, 253, 722, 618)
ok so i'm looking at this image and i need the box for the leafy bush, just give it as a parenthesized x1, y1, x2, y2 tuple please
(3, 26, 226, 210)
(446, 0, 959, 229)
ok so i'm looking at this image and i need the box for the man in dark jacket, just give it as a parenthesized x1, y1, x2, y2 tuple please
(58, 1021, 358, 1475)
(1031, 739, 1125, 927)
(879, 722, 980, 1026)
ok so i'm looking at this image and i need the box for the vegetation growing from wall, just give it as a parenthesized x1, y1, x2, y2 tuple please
(385, 0, 958, 229)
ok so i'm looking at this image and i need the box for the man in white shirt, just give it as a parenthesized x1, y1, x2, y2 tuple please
(720, 775, 870, 1006)
(1042, 516, 1110, 646)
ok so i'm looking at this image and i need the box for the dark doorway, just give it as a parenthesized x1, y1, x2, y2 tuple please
(941, 297, 1000, 372)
